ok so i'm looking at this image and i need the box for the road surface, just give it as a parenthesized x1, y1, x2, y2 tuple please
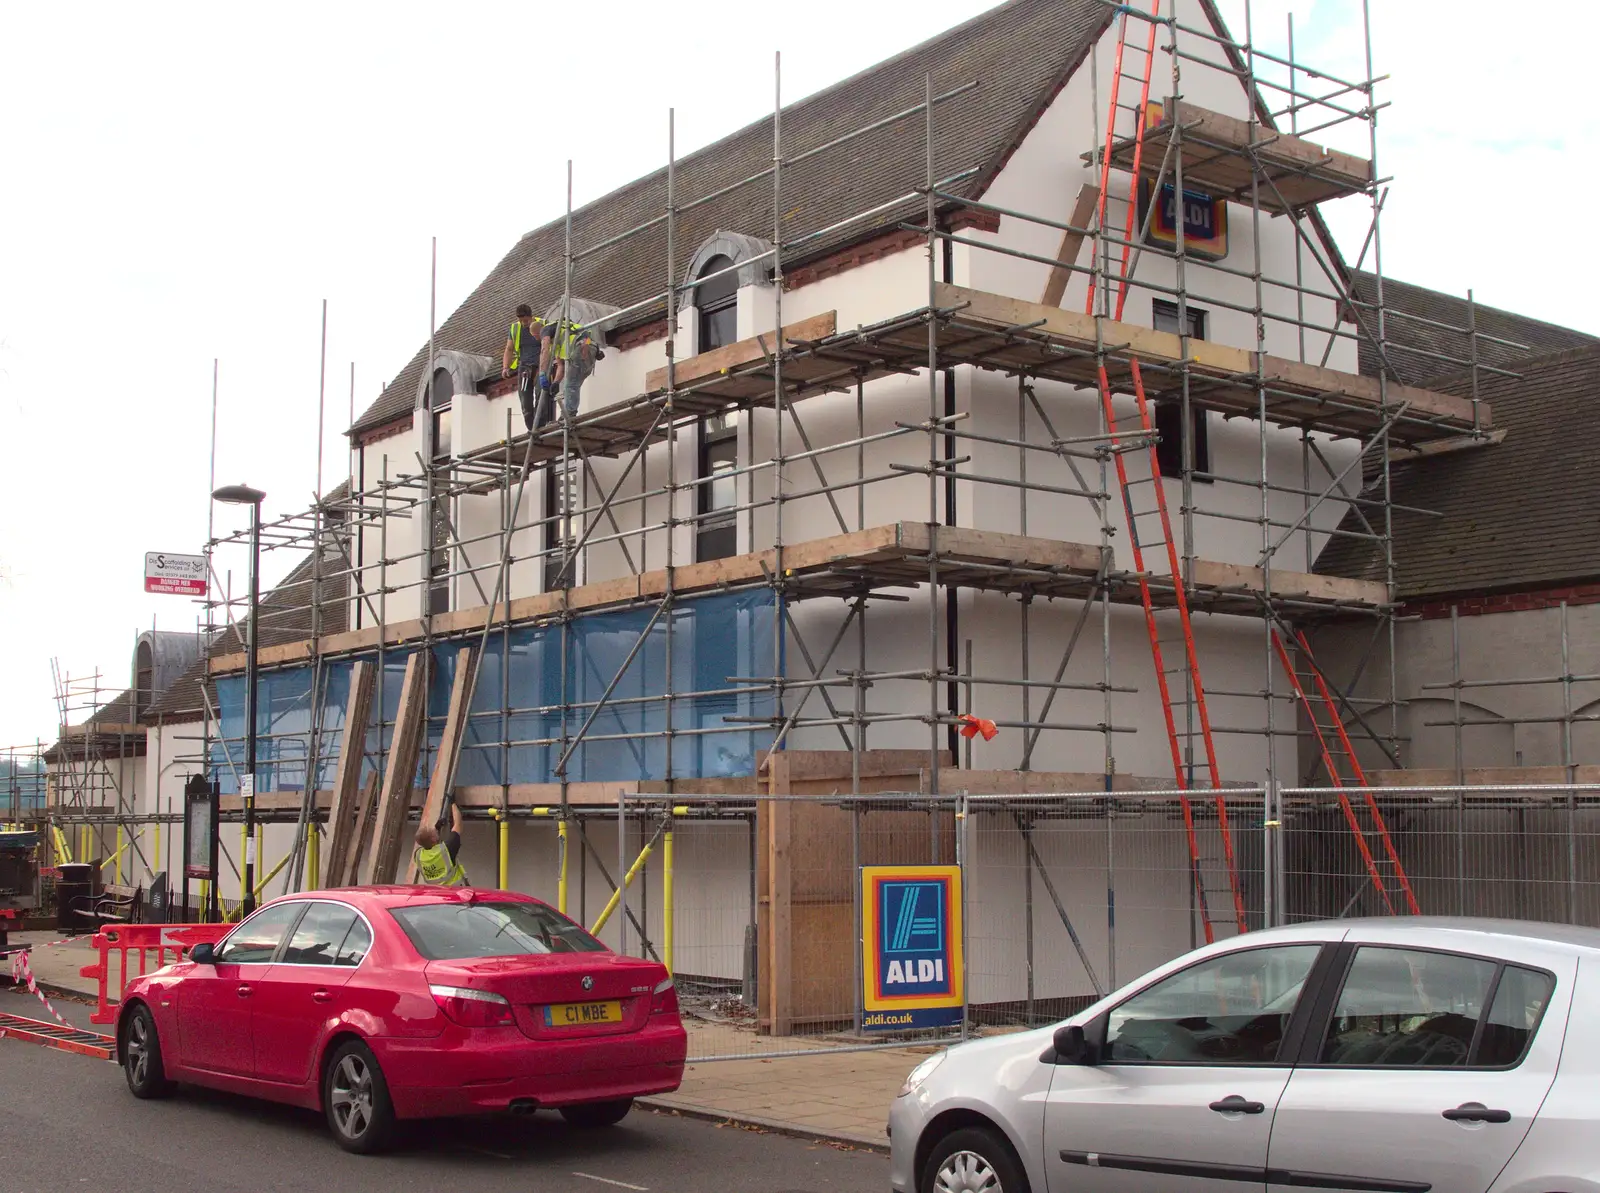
(0, 987, 888, 1193)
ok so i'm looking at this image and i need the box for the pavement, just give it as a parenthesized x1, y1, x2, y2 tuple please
(0, 988, 889, 1193)
(3, 929, 916, 1150)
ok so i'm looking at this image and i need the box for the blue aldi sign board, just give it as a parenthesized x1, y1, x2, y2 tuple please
(1139, 177, 1229, 261)
(860, 864, 964, 1031)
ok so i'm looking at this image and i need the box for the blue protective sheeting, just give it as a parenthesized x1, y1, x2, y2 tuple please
(212, 588, 777, 792)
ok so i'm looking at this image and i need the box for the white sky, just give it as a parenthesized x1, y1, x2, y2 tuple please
(0, 0, 1592, 747)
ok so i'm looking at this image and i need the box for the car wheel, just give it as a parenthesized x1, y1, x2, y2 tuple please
(121, 1004, 175, 1099)
(922, 1126, 1030, 1193)
(323, 1040, 397, 1154)
(560, 1098, 634, 1128)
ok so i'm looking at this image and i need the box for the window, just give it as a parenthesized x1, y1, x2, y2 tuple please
(695, 254, 739, 352)
(427, 367, 453, 460)
(215, 902, 306, 965)
(1151, 299, 1211, 482)
(280, 901, 370, 967)
(1319, 947, 1553, 1069)
(135, 642, 154, 717)
(697, 413, 738, 562)
(543, 460, 580, 592)
(1102, 944, 1321, 1064)
(390, 901, 607, 961)
(428, 498, 451, 617)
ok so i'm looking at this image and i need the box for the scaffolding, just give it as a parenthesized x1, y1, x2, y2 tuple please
(89, 0, 1555, 935)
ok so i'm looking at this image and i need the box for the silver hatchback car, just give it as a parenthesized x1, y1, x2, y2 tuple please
(889, 918, 1600, 1193)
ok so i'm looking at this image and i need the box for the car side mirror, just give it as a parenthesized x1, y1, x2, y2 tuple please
(189, 943, 216, 966)
(1050, 1023, 1094, 1065)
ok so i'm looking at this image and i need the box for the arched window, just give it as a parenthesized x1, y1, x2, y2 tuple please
(135, 642, 154, 717)
(696, 254, 739, 352)
(426, 367, 453, 460)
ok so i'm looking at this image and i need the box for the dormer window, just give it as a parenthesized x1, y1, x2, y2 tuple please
(696, 255, 739, 352)
(426, 367, 453, 460)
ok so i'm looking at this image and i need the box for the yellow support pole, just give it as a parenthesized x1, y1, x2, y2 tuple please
(252, 848, 293, 900)
(307, 824, 320, 891)
(52, 824, 72, 865)
(589, 841, 654, 936)
(664, 807, 686, 975)
(114, 825, 124, 886)
(489, 810, 509, 889)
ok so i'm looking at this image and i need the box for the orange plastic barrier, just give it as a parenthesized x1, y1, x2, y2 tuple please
(81, 923, 230, 1025)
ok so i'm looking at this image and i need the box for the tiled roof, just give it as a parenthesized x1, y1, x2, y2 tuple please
(350, 0, 1109, 436)
(1316, 343, 1600, 599)
(1352, 272, 1598, 388)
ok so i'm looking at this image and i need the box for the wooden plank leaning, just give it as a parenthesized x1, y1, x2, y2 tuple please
(406, 647, 476, 884)
(320, 660, 376, 889)
(365, 651, 431, 885)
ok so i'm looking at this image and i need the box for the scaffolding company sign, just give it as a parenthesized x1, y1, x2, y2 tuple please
(145, 552, 207, 597)
(860, 864, 964, 1031)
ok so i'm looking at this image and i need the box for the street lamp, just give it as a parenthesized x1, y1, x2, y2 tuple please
(212, 483, 266, 916)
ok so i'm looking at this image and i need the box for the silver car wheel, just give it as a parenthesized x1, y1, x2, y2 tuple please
(934, 1149, 1002, 1193)
(329, 1054, 374, 1139)
(125, 1015, 150, 1085)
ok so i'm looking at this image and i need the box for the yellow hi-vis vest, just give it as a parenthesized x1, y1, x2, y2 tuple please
(415, 843, 466, 887)
(552, 320, 591, 362)
(509, 319, 542, 371)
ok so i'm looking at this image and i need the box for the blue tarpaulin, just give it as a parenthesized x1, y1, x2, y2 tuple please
(212, 588, 778, 792)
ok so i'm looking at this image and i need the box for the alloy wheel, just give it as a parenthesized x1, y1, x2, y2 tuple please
(125, 1015, 150, 1086)
(934, 1149, 1002, 1193)
(330, 1054, 374, 1139)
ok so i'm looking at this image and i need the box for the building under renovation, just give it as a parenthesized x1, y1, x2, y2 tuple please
(24, 0, 1600, 1043)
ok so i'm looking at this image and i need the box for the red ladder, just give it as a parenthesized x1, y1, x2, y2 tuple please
(1087, 1, 1246, 944)
(0, 1010, 116, 1060)
(1271, 628, 1420, 915)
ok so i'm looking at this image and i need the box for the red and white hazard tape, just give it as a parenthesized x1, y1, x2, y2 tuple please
(8, 950, 74, 1029)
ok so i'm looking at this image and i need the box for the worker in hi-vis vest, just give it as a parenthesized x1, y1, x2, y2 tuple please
(414, 803, 467, 887)
(501, 303, 548, 434)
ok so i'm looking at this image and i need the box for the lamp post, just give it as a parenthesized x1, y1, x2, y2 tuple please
(212, 483, 266, 915)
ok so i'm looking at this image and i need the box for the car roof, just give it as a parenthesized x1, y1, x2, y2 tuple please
(266, 886, 541, 912)
(1245, 916, 1600, 956)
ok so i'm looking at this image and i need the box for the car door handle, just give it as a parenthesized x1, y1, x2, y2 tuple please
(1442, 1103, 1511, 1124)
(1208, 1095, 1265, 1115)
(236, 984, 252, 998)
(312, 990, 332, 1003)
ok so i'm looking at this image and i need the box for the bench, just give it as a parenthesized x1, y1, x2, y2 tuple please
(69, 884, 143, 929)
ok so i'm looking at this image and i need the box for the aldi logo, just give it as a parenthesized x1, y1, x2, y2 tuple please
(860, 865, 964, 1031)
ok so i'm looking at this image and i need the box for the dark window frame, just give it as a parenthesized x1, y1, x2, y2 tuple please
(696, 414, 739, 562)
(543, 459, 579, 593)
(1297, 942, 1558, 1074)
(695, 254, 739, 353)
(1150, 299, 1211, 483)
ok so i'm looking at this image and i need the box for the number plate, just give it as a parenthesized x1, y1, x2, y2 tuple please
(543, 1000, 624, 1027)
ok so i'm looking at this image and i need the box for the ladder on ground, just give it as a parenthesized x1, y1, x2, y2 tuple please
(1089, 0, 1246, 944)
(1270, 625, 1420, 915)
(0, 1010, 116, 1060)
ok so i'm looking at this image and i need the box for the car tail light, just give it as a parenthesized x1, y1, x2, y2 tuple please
(429, 984, 514, 1028)
(650, 977, 679, 1017)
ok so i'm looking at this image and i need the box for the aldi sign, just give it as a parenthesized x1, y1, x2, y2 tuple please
(145, 551, 207, 596)
(860, 864, 964, 1031)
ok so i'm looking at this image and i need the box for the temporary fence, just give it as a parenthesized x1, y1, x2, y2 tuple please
(575, 784, 1600, 1061)
(80, 922, 231, 1025)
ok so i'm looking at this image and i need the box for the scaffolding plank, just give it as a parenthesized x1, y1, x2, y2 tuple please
(321, 660, 375, 890)
(405, 647, 475, 884)
(644, 311, 838, 392)
(339, 772, 382, 887)
(1097, 100, 1374, 212)
(365, 652, 430, 885)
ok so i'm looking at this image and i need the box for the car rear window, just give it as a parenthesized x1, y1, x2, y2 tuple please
(390, 901, 607, 960)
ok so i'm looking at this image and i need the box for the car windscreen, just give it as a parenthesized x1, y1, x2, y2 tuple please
(390, 901, 608, 960)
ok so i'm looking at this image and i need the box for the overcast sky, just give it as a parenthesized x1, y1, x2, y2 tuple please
(0, 1, 1592, 748)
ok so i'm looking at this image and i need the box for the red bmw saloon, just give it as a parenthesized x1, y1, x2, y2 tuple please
(114, 886, 688, 1152)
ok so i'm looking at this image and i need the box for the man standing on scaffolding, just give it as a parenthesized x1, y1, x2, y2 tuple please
(537, 314, 603, 431)
(501, 304, 548, 433)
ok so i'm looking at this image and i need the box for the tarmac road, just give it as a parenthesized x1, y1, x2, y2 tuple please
(0, 987, 888, 1193)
